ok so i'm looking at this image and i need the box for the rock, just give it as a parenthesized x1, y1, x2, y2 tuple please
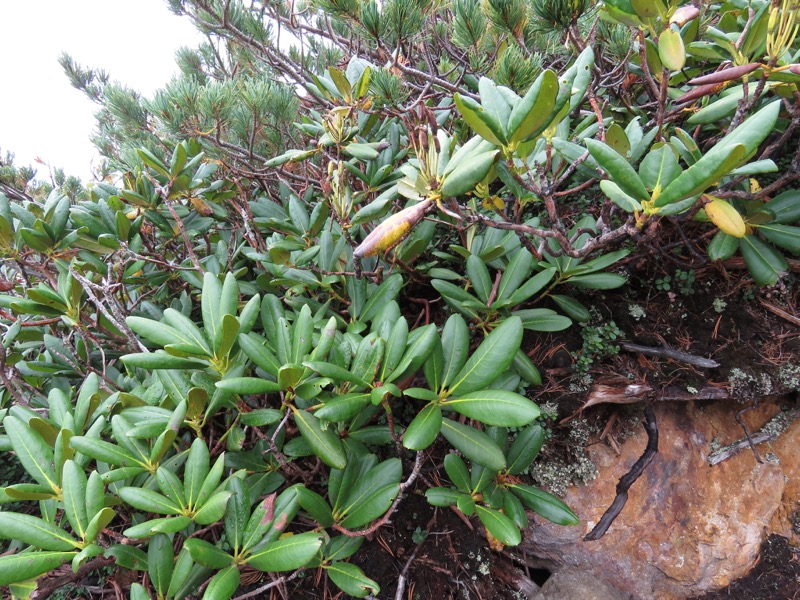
(531, 568, 632, 600)
(521, 399, 800, 599)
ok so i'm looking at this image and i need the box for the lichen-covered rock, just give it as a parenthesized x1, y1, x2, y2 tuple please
(532, 568, 632, 600)
(522, 399, 800, 599)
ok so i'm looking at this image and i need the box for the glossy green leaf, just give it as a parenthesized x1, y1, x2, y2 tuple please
(315, 393, 372, 422)
(739, 234, 788, 286)
(466, 254, 492, 304)
(475, 505, 522, 546)
(360, 274, 403, 322)
(293, 409, 346, 469)
(184, 538, 234, 569)
(215, 377, 281, 395)
(441, 149, 498, 197)
(0, 512, 80, 550)
(508, 70, 560, 142)
(446, 316, 522, 396)
(105, 544, 149, 571)
(443, 390, 540, 427)
(759, 224, 800, 255)
(454, 94, 505, 146)
(327, 561, 380, 598)
(124, 515, 192, 538)
(0, 551, 76, 586)
(506, 424, 546, 475)
(202, 565, 240, 600)
(444, 453, 472, 493)
(296, 486, 334, 527)
(425, 487, 467, 507)
(194, 491, 233, 525)
(506, 268, 556, 305)
(303, 361, 371, 388)
(121, 351, 207, 370)
(762, 190, 800, 224)
(586, 139, 649, 202)
(440, 419, 506, 471)
(4, 416, 58, 492)
(119, 487, 182, 515)
(148, 533, 173, 597)
(599, 180, 642, 212)
(511, 349, 541, 385)
(247, 531, 324, 571)
(402, 403, 442, 450)
(707, 231, 739, 261)
(238, 332, 280, 376)
(61, 460, 88, 539)
(509, 484, 579, 525)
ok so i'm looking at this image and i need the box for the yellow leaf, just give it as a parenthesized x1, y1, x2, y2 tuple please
(705, 198, 746, 238)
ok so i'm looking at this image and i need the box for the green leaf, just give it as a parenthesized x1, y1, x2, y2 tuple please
(506, 268, 556, 305)
(184, 438, 210, 510)
(444, 453, 472, 493)
(441, 149, 498, 197)
(707, 231, 739, 261)
(238, 332, 280, 376)
(425, 487, 467, 507)
(216, 377, 281, 395)
(315, 393, 372, 422)
(360, 274, 403, 322)
(119, 487, 182, 515)
(496, 249, 533, 304)
(337, 459, 402, 528)
(124, 516, 192, 538)
(508, 70, 560, 142)
(184, 538, 234, 569)
(194, 491, 233, 525)
(506, 424, 546, 475)
(549, 295, 590, 323)
(639, 144, 681, 193)
(293, 409, 347, 469)
(567, 273, 628, 289)
(508, 484, 579, 525)
(4, 416, 58, 492)
(296, 486, 334, 528)
(148, 533, 174, 598)
(758, 224, 800, 255)
(0, 552, 76, 586)
(61, 460, 88, 539)
(84, 507, 116, 543)
(446, 317, 522, 396)
(762, 190, 800, 224)
(403, 403, 442, 450)
(105, 544, 149, 571)
(442, 390, 540, 427)
(586, 139, 649, 201)
(739, 234, 788, 286)
(511, 349, 541, 385)
(599, 180, 642, 212)
(202, 272, 223, 350)
(466, 255, 492, 305)
(440, 419, 506, 471)
(327, 561, 380, 598)
(240, 409, 283, 426)
(454, 94, 506, 146)
(121, 351, 206, 370)
(475, 505, 522, 546)
(0, 512, 80, 550)
(303, 361, 371, 388)
(203, 565, 240, 600)
(513, 309, 573, 331)
(246, 531, 324, 571)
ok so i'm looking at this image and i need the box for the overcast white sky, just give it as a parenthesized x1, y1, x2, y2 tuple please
(0, 1, 204, 182)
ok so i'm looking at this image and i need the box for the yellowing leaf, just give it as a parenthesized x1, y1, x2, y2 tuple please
(659, 28, 686, 71)
(705, 198, 746, 238)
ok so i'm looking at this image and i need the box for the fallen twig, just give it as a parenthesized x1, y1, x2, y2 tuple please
(584, 404, 658, 541)
(620, 341, 720, 368)
(759, 299, 800, 327)
(573, 383, 729, 413)
(708, 406, 800, 466)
